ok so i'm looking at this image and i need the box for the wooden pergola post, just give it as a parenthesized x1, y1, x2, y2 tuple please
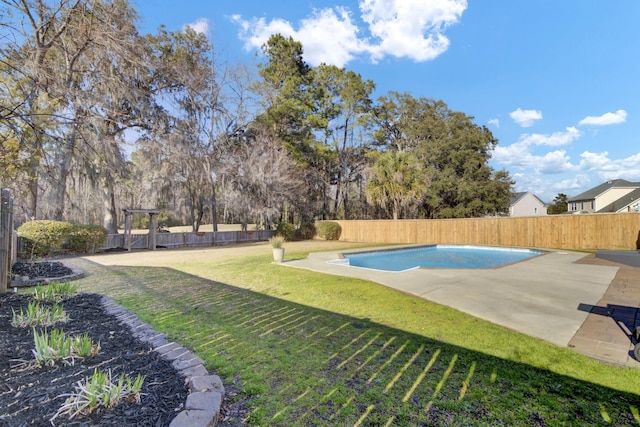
(123, 210, 132, 251)
(121, 208, 160, 251)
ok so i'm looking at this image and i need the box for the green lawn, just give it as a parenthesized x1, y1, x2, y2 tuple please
(69, 242, 640, 426)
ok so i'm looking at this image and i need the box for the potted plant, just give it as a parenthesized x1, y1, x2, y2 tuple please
(269, 236, 285, 262)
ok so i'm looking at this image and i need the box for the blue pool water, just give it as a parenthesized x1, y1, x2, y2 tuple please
(339, 245, 543, 272)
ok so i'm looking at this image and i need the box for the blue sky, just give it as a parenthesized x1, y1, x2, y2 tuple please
(133, 0, 640, 202)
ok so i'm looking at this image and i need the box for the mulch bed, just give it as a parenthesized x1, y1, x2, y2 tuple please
(11, 262, 74, 280)
(0, 292, 188, 426)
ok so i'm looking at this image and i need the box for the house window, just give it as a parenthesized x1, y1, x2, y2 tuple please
(534, 207, 537, 214)
(591, 201, 594, 210)
(570, 203, 577, 211)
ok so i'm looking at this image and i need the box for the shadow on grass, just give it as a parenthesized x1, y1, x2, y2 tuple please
(73, 257, 640, 426)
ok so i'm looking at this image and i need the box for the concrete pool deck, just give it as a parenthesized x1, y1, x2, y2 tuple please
(285, 248, 640, 367)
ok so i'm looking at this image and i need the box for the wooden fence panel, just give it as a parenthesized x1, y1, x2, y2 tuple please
(100, 230, 275, 250)
(332, 213, 640, 251)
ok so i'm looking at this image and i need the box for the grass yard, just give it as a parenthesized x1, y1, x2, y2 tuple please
(69, 241, 640, 426)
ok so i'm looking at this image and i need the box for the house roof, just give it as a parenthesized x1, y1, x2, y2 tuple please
(597, 188, 640, 213)
(509, 192, 527, 205)
(567, 179, 639, 202)
(510, 192, 546, 206)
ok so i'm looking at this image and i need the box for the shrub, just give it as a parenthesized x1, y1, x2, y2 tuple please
(295, 221, 316, 240)
(269, 235, 285, 248)
(276, 222, 296, 240)
(18, 220, 73, 257)
(65, 224, 108, 254)
(317, 221, 342, 240)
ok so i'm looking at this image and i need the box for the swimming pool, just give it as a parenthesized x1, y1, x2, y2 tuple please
(332, 245, 544, 272)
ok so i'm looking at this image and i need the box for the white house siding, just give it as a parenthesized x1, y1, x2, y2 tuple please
(615, 197, 640, 213)
(510, 193, 547, 217)
(595, 188, 637, 211)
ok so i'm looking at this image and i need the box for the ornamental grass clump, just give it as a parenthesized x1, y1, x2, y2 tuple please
(33, 282, 77, 302)
(51, 369, 145, 423)
(11, 301, 68, 327)
(32, 329, 100, 367)
(33, 329, 74, 367)
(269, 235, 285, 248)
(72, 333, 101, 358)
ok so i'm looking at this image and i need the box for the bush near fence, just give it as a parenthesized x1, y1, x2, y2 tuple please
(329, 213, 640, 251)
(17, 221, 109, 256)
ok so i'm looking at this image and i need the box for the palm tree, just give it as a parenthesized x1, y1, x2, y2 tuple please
(366, 150, 428, 219)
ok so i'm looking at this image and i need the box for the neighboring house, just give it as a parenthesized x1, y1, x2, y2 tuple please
(509, 192, 547, 217)
(567, 179, 640, 213)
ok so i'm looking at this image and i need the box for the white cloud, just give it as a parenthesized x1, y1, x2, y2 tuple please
(231, 10, 362, 67)
(537, 151, 573, 174)
(491, 127, 581, 173)
(577, 151, 640, 179)
(509, 108, 542, 128)
(186, 18, 210, 35)
(578, 109, 627, 126)
(492, 144, 573, 174)
(230, 0, 467, 67)
(359, 0, 467, 62)
(492, 142, 533, 168)
(488, 118, 499, 127)
(297, 8, 365, 66)
(551, 175, 590, 193)
(517, 127, 581, 147)
(577, 151, 614, 171)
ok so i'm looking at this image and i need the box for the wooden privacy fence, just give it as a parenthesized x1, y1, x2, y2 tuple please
(332, 213, 640, 251)
(102, 230, 274, 250)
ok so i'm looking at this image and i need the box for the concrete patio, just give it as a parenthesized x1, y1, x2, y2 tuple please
(285, 247, 640, 367)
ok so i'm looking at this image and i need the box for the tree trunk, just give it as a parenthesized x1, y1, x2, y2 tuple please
(51, 133, 76, 220)
(211, 184, 218, 232)
(193, 203, 204, 232)
(26, 173, 38, 219)
(102, 176, 118, 233)
(333, 177, 341, 219)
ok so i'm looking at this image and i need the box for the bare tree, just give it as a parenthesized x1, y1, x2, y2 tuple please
(1, 0, 161, 231)
(0, 0, 83, 218)
(219, 125, 304, 229)
(138, 27, 255, 231)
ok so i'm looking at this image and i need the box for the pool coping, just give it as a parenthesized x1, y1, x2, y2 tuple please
(332, 244, 548, 272)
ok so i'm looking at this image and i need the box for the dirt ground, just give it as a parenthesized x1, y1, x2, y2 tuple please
(82, 240, 371, 267)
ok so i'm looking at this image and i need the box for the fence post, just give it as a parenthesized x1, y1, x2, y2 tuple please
(0, 190, 13, 294)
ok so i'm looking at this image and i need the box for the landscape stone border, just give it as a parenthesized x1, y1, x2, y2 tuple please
(100, 295, 224, 427)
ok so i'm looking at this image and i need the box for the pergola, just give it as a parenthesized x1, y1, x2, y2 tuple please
(122, 208, 160, 251)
